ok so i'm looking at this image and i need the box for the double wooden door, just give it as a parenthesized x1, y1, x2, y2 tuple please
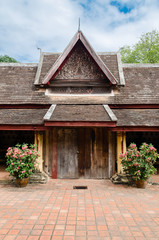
(57, 128, 109, 179)
(57, 129, 78, 178)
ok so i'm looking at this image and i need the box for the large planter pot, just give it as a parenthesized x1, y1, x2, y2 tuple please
(136, 179, 147, 189)
(16, 178, 29, 187)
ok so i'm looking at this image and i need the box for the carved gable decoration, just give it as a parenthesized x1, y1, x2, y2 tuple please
(42, 31, 118, 89)
(52, 42, 108, 85)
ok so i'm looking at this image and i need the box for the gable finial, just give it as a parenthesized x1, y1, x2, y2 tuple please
(36, 45, 41, 54)
(78, 18, 80, 32)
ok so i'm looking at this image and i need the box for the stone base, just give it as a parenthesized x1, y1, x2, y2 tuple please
(29, 171, 48, 184)
(111, 173, 134, 185)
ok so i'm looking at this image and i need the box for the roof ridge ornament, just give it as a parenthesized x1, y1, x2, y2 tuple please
(78, 18, 80, 32)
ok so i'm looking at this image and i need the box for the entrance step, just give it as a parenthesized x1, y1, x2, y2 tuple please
(111, 173, 134, 185)
(29, 171, 48, 184)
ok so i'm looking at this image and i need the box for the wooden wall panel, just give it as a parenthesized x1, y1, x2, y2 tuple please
(57, 128, 78, 178)
(78, 128, 109, 179)
(78, 128, 85, 177)
(43, 130, 49, 174)
(52, 128, 57, 178)
(51, 127, 111, 179)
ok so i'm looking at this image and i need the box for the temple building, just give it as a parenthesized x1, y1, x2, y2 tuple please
(0, 30, 159, 179)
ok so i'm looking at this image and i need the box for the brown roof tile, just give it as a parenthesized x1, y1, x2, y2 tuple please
(113, 109, 159, 126)
(38, 53, 60, 84)
(99, 54, 120, 83)
(0, 109, 47, 125)
(36, 52, 120, 85)
(114, 66, 159, 104)
(49, 105, 112, 122)
(0, 62, 159, 106)
(0, 65, 50, 104)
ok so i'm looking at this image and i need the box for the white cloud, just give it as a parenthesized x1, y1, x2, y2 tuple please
(0, 0, 159, 62)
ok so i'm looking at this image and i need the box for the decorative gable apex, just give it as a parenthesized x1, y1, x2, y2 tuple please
(42, 31, 118, 85)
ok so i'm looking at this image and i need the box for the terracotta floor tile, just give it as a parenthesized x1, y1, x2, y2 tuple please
(3, 236, 16, 240)
(41, 230, 53, 236)
(44, 225, 55, 230)
(16, 236, 28, 240)
(7, 230, 19, 235)
(0, 178, 158, 239)
(0, 229, 9, 235)
(52, 230, 64, 236)
(39, 236, 51, 240)
(27, 236, 39, 240)
(30, 230, 42, 236)
(51, 236, 63, 240)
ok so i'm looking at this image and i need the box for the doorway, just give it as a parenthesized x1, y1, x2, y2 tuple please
(57, 128, 109, 179)
(57, 128, 78, 178)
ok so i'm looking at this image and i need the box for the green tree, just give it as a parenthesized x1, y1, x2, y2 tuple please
(120, 30, 159, 63)
(0, 55, 18, 63)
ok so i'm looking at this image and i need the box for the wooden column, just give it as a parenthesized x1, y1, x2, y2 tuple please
(52, 128, 57, 179)
(44, 130, 49, 174)
(108, 131, 113, 178)
(34, 131, 44, 172)
(117, 132, 126, 173)
(108, 131, 116, 178)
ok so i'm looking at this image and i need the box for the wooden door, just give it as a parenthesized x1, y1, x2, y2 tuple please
(78, 128, 108, 178)
(57, 128, 78, 178)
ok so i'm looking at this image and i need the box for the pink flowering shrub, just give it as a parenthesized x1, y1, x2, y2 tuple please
(120, 143, 159, 181)
(6, 144, 40, 179)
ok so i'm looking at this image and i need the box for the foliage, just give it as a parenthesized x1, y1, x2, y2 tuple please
(0, 55, 18, 63)
(120, 30, 159, 63)
(120, 143, 159, 181)
(6, 144, 39, 179)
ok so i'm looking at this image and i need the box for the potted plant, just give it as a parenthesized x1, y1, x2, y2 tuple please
(6, 143, 39, 187)
(120, 143, 159, 188)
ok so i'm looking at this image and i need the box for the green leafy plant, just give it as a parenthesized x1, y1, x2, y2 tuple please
(6, 144, 39, 179)
(0, 54, 18, 63)
(120, 30, 159, 63)
(120, 143, 159, 181)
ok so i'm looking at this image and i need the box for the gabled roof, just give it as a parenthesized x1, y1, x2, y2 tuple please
(43, 104, 117, 122)
(42, 31, 118, 85)
(43, 104, 117, 127)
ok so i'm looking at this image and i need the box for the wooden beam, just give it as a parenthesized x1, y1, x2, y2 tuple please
(49, 81, 109, 87)
(0, 104, 158, 110)
(0, 105, 50, 109)
(43, 104, 56, 120)
(111, 127, 159, 132)
(0, 125, 48, 131)
(44, 121, 117, 127)
(103, 105, 117, 121)
(110, 104, 159, 109)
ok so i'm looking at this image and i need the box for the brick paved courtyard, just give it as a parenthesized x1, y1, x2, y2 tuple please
(0, 179, 159, 240)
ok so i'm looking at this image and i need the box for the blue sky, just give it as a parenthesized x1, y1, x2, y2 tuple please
(0, 0, 159, 63)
